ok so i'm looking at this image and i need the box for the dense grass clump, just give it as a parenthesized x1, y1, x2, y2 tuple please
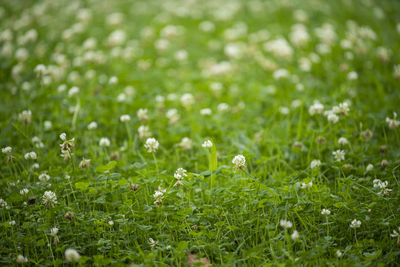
(1, 0, 400, 265)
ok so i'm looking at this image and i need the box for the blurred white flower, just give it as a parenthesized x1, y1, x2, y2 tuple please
(178, 137, 192, 150)
(310, 160, 321, 169)
(144, 138, 159, 152)
(202, 140, 213, 148)
(350, 219, 361, 228)
(87, 121, 98, 130)
(120, 114, 131, 122)
(65, 248, 80, 263)
(232, 155, 246, 169)
(338, 137, 349, 146)
(280, 219, 293, 229)
(24, 151, 37, 160)
(321, 209, 331, 215)
(16, 255, 28, 263)
(99, 138, 110, 147)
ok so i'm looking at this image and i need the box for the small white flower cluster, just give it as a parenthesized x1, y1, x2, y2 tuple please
(99, 137, 111, 147)
(310, 160, 321, 169)
(301, 181, 312, 189)
(321, 209, 331, 216)
(332, 150, 345, 162)
(202, 140, 213, 148)
(166, 109, 179, 124)
(59, 133, 75, 160)
(232, 155, 246, 169)
(0, 198, 10, 209)
(42, 191, 57, 206)
(350, 219, 361, 229)
(20, 188, 29, 195)
(18, 110, 32, 124)
(24, 151, 37, 160)
(144, 138, 159, 152)
(308, 101, 324, 115)
(153, 186, 166, 205)
(279, 218, 299, 241)
(178, 137, 192, 150)
(16, 255, 28, 263)
(65, 248, 80, 263)
(120, 114, 131, 122)
(39, 173, 50, 183)
(174, 168, 187, 186)
(51, 227, 60, 243)
(373, 179, 391, 195)
(138, 125, 151, 139)
(137, 108, 148, 122)
(386, 112, 400, 129)
(32, 136, 44, 148)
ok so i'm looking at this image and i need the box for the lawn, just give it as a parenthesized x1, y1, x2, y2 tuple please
(1, 0, 400, 265)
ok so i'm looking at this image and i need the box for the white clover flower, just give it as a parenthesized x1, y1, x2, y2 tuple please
(16, 255, 28, 263)
(332, 102, 350, 116)
(20, 188, 29, 195)
(336, 250, 343, 258)
(32, 163, 39, 169)
(42, 191, 57, 206)
(181, 93, 194, 108)
(68, 86, 79, 97)
(232, 154, 246, 169)
(327, 112, 339, 123)
(120, 114, 131, 122)
(65, 248, 80, 263)
(178, 137, 192, 150)
(263, 38, 293, 59)
(391, 226, 400, 238)
(39, 173, 50, 183)
(301, 181, 312, 189)
(386, 112, 400, 129)
(57, 84, 67, 93)
(138, 125, 151, 139)
(308, 101, 324, 115)
(87, 121, 98, 130)
(153, 186, 166, 205)
(166, 109, 179, 124)
(280, 219, 293, 229)
(310, 160, 321, 169)
(117, 93, 127, 102)
(9, 220, 16, 225)
(174, 168, 188, 180)
(59, 133, 67, 141)
(366, 164, 374, 172)
(217, 103, 230, 112)
(99, 138, 111, 147)
(34, 64, 46, 75)
(2, 146, 12, 154)
(291, 230, 300, 240)
(347, 71, 358, 80)
(108, 220, 114, 226)
(24, 151, 37, 160)
(202, 140, 213, 148)
(273, 69, 290, 80)
(321, 209, 331, 215)
(332, 150, 345, 162)
(350, 219, 361, 228)
(279, 107, 290, 115)
(18, 110, 32, 124)
(200, 108, 212, 115)
(338, 137, 349, 146)
(137, 109, 148, 121)
(50, 227, 59, 236)
(109, 76, 118, 84)
(144, 138, 159, 152)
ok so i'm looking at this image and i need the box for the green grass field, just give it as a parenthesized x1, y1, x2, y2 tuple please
(1, 0, 400, 265)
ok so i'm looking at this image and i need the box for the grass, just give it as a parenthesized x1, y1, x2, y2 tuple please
(1, 0, 400, 265)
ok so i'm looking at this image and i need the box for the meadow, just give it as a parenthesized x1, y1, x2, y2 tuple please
(1, 0, 400, 265)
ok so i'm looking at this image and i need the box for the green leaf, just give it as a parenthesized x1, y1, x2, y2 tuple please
(209, 143, 218, 171)
(95, 161, 117, 173)
(176, 241, 188, 253)
(75, 181, 90, 191)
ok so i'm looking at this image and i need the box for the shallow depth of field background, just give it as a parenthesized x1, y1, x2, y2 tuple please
(1, 0, 400, 266)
